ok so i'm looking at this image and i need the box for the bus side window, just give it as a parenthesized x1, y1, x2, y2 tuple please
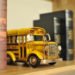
(7, 36, 10, 44)
(24, 36, 26, 43)
(17, 36, 19, 43)
(8, 36, 12, 44)
(17, 36, 23, 43)
(7, 36, 13, 44)
(27, 34, 34, 41)
(20, 36, 23, 43)
(12, 36, 17, 44)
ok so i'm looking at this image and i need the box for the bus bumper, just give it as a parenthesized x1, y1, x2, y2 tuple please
(40, 58, 62, 64)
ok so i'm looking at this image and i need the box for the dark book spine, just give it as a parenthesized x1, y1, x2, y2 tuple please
(65, 10, 74, 60)
(53, 17, 61, 45)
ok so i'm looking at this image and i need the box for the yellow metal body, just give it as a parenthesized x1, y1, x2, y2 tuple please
(7, 27, 59, 63)
(7, 51, 16, 61)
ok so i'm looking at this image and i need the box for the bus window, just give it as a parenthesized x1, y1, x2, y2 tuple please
(7, 36, 12, 44)
(27, 34, 34, 41)
(17, 36, 23, 43)
(20, 36, 23, 43)
(17, 36, 19, 43)
(7, 36, 10, 44)
(24, 36, 26, 43)
(7, 36, 17, 44)
(12, 36, 17, 44)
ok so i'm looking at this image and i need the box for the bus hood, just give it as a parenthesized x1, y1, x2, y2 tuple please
(27, 41, 57, 46)
(47, 41, 57, 45)
(27, 41, 46, 46)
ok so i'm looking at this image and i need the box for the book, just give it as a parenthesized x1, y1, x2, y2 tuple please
(33, 10, 74, 60)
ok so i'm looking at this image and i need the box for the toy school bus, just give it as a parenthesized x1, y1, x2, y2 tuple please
(7, 27, 61, 68)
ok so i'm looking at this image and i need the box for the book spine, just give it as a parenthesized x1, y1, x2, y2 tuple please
(65, 10, 74, 60)
(53, 17, 61, 45)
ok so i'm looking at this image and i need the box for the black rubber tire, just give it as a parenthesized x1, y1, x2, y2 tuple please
(7, 55, 16, 65)
(28, 55, 40, 68)
(49, 62, 56, 65)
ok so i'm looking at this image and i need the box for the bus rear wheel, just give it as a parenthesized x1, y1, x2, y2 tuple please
(7, 55, 14, 65)
(28, 55, 40, 68)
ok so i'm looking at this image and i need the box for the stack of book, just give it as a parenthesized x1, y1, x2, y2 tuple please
(33, 10, 74, 60)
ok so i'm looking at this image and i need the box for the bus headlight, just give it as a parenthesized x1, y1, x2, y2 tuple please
(58, 45, 62, 51)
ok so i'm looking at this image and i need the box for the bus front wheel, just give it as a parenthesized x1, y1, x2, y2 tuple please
(28, 55, 40, 68)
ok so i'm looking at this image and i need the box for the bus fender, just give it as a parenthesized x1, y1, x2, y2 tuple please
(29, 51, 44, 60)
(7, 51, 16, 62)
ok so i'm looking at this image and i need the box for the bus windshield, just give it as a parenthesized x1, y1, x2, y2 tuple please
(27, 34, 43, 41)
(34, 35, 43, 41)
(27, 34, 51, 41)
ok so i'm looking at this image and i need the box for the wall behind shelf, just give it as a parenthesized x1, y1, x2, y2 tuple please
(7, 0, 52, 29)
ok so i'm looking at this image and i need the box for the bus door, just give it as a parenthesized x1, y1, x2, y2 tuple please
(18, 36, 26, 60)
(23, 36, 26, 59)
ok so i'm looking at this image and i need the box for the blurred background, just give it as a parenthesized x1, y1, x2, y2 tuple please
(7, 0, 75, 61)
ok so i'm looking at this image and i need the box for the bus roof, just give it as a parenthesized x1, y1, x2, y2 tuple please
(7, 27, 46, 36)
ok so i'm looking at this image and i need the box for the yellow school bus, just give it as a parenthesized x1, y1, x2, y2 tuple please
(7, 27, 61, 68)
